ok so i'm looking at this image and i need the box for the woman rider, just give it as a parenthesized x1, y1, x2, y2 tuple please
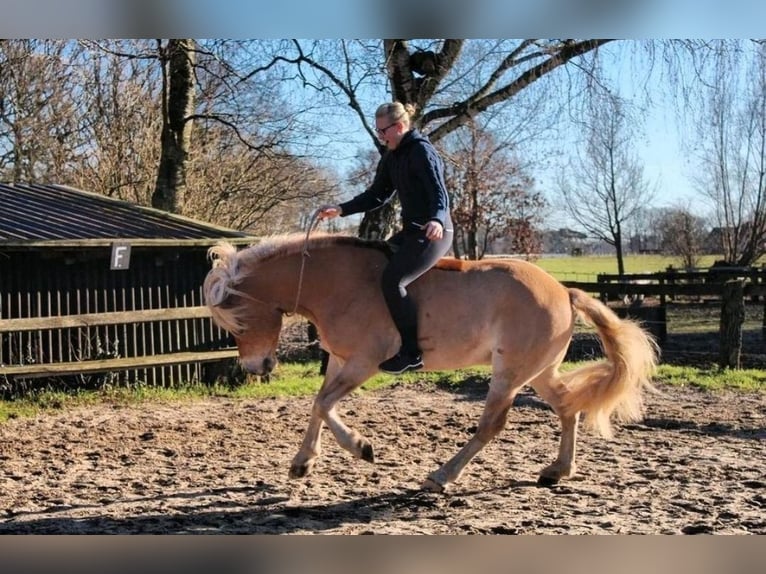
(317, 101, 454, 374)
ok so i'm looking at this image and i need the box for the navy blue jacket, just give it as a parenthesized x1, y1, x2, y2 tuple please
(339, 129, 451, 229)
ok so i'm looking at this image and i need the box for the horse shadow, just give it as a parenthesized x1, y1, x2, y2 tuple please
(0, 480, 549, 535)
(624, 417, 766, 441)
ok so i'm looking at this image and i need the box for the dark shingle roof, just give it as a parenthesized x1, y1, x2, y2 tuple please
(0, 183, 253, 247)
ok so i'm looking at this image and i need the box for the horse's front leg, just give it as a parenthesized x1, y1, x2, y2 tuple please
(289, 357, 377, 479)
(288, 354, 341, 479)
(287, 404, 326, 479)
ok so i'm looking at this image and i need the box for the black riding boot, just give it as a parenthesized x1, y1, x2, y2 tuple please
(379, 303, 424, 375)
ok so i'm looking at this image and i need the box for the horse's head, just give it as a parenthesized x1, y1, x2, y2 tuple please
(204, 242, 284, 376)
(232, 305, 283, 376)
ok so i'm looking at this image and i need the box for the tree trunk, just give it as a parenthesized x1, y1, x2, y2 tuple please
(451, 232, 463, 259)
(719, 279, 745, 369)
(353, 40, 420, 241)
(358, 204, 397, 240)
(152, 39, 195, 214)
(615, 231, 625, 276)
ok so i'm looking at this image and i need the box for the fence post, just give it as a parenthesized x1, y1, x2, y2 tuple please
(662, 265, 676, 306)
(719, 279, 745, 369)
(762, 287, 766, 339)
(597, 274, 607, 304)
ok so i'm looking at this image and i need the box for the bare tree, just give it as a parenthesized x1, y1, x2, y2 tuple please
(442, 121, 543, 259)
(0, 40, 85, 183)
(626, 206, 660, 255)
(691, 41, 766, 266)
(557, 90, 655, 275)
(9, 39, 707, 245)
(183, 126, 339, 233)
(70, 39, 339, 230)
(71, 40, 163, 204)
(656, 207, 709, 269)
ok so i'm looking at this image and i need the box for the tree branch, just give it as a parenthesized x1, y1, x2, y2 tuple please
(423, 39, 615, 142)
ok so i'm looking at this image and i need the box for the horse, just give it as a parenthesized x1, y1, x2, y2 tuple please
(203, 233, 658, 492)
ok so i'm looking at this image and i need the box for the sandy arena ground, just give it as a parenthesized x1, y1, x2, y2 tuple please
(1, 378, 764, 534)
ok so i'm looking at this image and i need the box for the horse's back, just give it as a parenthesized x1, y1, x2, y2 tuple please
(428, 257, 570, 307)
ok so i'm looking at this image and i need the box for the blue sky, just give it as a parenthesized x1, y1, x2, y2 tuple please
(616, 63, 703, 212)
(543, 41, 718, 224)
(639, 112, 699, 208)
(608, 44, 724, 217)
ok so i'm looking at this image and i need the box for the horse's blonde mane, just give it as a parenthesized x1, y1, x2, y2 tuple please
(237, 232, 467, 270)
(204, 233, 388, 334)
(238, 232, 388, 266)
(204, 241, 248, 333)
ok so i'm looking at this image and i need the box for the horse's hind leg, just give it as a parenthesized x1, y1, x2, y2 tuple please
(423, 366, 524, 492)
(289, 356, 378, 479)
(528, 367, 579, 485)
(537, 411, 578, 486)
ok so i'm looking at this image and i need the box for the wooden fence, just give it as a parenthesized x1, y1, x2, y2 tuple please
(595, 266, 766, 306)
(0, 246, 239, 390)
(0, 306, 237, 381)
(566, 268, 766, 368)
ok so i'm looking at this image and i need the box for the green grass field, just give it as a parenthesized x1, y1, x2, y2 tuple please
(532, 254, 724, 281)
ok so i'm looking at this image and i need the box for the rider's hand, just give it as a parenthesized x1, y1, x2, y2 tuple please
(317, 205, 342, 220)
(424, 220, 444, 240)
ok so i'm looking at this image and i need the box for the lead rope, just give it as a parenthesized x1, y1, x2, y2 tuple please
(286, 208, 322, 317)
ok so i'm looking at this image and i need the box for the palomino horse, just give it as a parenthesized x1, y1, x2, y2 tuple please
(204, 233, 658, 492)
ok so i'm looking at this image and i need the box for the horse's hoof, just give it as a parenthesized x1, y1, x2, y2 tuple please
(421, 477, 445, 493)
(537, 475, 560, 487)
(288, 461, 313, 479)
(360, 442, 375, 463)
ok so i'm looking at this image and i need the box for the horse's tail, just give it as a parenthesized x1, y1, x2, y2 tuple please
(203, 241, 245, 334)
(559, 288, 659, 438)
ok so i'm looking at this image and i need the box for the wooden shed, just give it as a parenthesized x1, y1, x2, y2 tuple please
(0, 183, 255, 390)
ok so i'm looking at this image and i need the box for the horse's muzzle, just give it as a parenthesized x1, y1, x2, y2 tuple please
(241, 356, 276, 376)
